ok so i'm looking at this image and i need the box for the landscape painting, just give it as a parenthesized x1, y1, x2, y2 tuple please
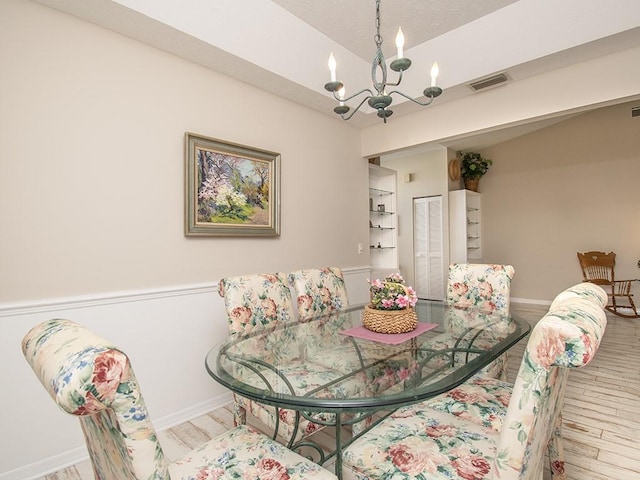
(185, 133, 280, 236)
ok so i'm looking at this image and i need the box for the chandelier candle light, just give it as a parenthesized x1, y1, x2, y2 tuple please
(324, 0, 442, 123)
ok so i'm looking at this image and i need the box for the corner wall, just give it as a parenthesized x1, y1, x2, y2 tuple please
(480, 101, 640, 302)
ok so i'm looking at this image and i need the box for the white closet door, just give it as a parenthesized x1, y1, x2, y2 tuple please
(413, 196, 444, 300)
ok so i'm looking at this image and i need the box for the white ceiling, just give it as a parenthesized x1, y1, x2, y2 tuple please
(34, 0, 640, 149)
(270, 0, 519, 62)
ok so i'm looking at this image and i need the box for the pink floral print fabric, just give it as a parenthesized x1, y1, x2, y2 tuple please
(444, 264, 515, 380)
(22, 319, 337, 480)
(288, 267, 349, 319)
(218, 271, 329, 442)
(446, 264, 515, 314)
(218, 272, 295, 336)
(342, 285, 607, 480)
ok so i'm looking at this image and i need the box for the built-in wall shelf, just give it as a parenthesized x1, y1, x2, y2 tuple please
(369, 164, 398, 270)
(449, 189, 482, 263)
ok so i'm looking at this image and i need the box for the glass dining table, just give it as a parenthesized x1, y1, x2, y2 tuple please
(205, 300, 530, 479)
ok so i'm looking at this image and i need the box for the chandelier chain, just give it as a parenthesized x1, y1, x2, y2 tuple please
(374, 0, 383, 48)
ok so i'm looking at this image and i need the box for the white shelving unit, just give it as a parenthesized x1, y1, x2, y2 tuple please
(369, 165, 398, 272)
(449, 189, 481, 264)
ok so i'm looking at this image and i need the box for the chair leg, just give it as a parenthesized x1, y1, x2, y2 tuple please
(232, 396, 247, 427)
(628, 294, 639, 317)
(548, 414, 566, 480)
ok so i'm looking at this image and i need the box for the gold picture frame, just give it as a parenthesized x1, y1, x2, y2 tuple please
(185, 132, 280, 237)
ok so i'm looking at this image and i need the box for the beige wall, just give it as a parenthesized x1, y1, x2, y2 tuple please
(480, 101, 640, 301)
(378, 102, 639, 303)
(0, 0, 367, 304)
(0, 2, 367, 477)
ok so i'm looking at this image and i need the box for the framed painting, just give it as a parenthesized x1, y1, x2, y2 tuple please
(185, 133, 280, 237)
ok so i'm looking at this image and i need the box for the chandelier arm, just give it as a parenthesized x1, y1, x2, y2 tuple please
(388, 90, 437, 107)
(379, 68, 404, 89)
(339, 95, 373, 120)
(331, 88, 374, 104)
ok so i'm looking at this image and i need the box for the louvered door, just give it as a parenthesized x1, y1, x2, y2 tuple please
(413, 196, 444, 300)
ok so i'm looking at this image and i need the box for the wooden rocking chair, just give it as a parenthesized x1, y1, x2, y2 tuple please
(577, 251, 639, 318)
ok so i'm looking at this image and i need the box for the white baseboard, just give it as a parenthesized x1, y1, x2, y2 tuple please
(153, 392, 233, 432)
(0, 393, 234, 480)
(511, 297, 552, 306)
(0, 446, 91, 480)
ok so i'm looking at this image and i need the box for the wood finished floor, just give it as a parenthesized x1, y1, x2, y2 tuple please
(40, 303, 639, 480)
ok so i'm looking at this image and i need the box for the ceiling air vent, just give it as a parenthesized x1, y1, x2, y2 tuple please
(468, 73, 509, 92)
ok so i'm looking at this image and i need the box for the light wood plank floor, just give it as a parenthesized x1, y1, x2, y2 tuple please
(40, 303, 639, 480)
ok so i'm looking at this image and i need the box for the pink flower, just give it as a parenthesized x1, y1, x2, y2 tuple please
(551, 460, 565, 474)
(230, 306, 252, 329)
(387, 437, 447, 474)
(297, 295, 313, 314)
(452, 455, 491, 480)
(447, 386, 492, 405)
(478, 281, 494, 299)
(263, 274, 279, 284)
(254, 458, 290, 480)
(531, 328, 566, 369)
(452, 282, 469, 297)
(395, 295, 410, 308)
(261, 298, 277, 319)
(319, 287, 332, 306)
(92, 350, 128, 400)
(425, 423, 457, 438)
(581, 334, 594, 365)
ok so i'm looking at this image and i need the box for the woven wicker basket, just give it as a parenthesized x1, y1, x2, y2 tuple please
(362, 305, 418, 334)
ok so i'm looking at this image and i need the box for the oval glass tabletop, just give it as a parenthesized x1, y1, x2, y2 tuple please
(205, 301, 530, 413)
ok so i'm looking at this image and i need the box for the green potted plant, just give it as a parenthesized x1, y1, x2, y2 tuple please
(457, 150, 492, 192)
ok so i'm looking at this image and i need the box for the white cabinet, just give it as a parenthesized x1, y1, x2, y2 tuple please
(449, 189, 481, 264)
(369, 165, 398, 271)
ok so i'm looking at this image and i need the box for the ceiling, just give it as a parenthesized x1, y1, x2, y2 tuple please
(34, 0, 640, 150)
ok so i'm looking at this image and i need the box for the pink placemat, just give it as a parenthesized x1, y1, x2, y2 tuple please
(340, 322, 438, 345)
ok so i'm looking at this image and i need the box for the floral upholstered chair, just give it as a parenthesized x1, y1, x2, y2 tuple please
(446, 263, 515, 314)
(218, 272, 295, 337)
(218, 272, 330, 445)
(342, 287, 607, 480)
(426, 263, 515, 380)
(22, 319, 337, 480)
(288, 267, 349, 319)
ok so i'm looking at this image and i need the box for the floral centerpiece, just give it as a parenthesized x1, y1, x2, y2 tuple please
(369, 273, 418, 310)
(363, 273, 419, 333)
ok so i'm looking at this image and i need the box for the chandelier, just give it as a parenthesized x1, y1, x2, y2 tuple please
(324, 0, 442, 123)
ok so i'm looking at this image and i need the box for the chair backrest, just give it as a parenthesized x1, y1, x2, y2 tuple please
(218, 272, 295, 336)
(549, 281, 608, 310)
(577, 250, 616, 286)
(493, 293, 607, 479)
(22, 319, 169, 480)
(288, 267, 349, 319)
(446, 263, 515, 314)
